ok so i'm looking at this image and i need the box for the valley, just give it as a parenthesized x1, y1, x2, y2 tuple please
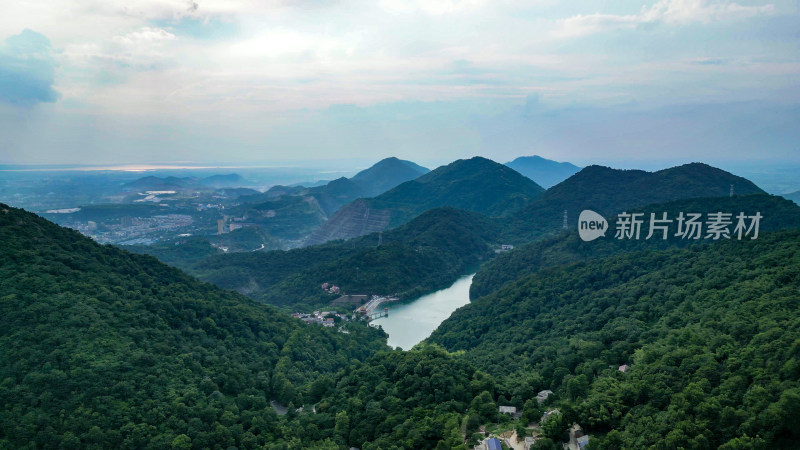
(4, 3, 799, 448)
(2, 155, 800, 449)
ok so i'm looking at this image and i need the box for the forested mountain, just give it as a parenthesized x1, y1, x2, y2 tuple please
(201, 174, 247, 188)
(472, 194, 800, 299)
(269, 157, 428, 218)
(349, 157, 430, 197)
(308, 157, 543, 244)
(191, 208, 501, 311)
(0, 203, 388, 448)
(305, 177, 366, 217)
(428, 229, 800, 448)
(502, 162, 765, 242)
(505, 155, 581, 188)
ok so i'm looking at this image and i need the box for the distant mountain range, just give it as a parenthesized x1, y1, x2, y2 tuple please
(784, 190, 800, 205)
(200, 173, 247, 188)
(307, 157, 544, 245)
(505, 155, 581, 188)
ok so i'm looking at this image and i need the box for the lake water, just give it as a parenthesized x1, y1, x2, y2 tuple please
(371, 274, 475, 350)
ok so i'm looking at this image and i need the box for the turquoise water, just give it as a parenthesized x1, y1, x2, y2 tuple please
(371, 274, 475, 350)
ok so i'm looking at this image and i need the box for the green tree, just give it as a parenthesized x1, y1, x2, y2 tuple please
(171, 434, 192, 450)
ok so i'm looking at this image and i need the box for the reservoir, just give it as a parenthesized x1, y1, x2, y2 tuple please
(371, 274, 475, 350)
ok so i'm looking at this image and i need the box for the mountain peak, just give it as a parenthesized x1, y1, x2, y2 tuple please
(505, 155, 581, 188)
(350, 157, 429, 197)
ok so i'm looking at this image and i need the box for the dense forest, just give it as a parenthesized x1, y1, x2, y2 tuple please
(0, 204, 388, 448)
(472, 194, 800, 299)
(0, 203, 539, 449)
(429, 229, 800, 448)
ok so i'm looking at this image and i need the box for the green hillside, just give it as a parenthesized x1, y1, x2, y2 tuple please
(428, 229, 800, 449)
(0, 204, 387, 448)
(472, 194, 800, 299)
(373, 156, 544, 226)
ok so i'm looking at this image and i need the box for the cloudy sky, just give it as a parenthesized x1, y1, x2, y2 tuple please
(0, 0, 797, 167)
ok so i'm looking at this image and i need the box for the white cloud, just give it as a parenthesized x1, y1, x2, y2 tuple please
(91, 0, 200, 21)
(113, 27, 178, 45)
(64, 27, 177, 69)
(556, 0, 776, 38)
(378, 0, 487, 15)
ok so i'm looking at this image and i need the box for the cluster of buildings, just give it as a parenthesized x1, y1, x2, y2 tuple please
(292, 311, 349, 327)
(321, 283, 341, 294)
(481, 389, 591, 450)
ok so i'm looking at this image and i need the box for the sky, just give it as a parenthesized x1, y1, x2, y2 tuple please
(0, 0, 797, 167)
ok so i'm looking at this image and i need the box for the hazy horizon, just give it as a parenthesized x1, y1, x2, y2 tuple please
(1, 0, 798, 165)
(2, 154, 799, 196)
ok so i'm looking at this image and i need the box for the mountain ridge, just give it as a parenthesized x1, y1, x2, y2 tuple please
(307, 156, 544, 245)
(502, 162, 766, 242)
